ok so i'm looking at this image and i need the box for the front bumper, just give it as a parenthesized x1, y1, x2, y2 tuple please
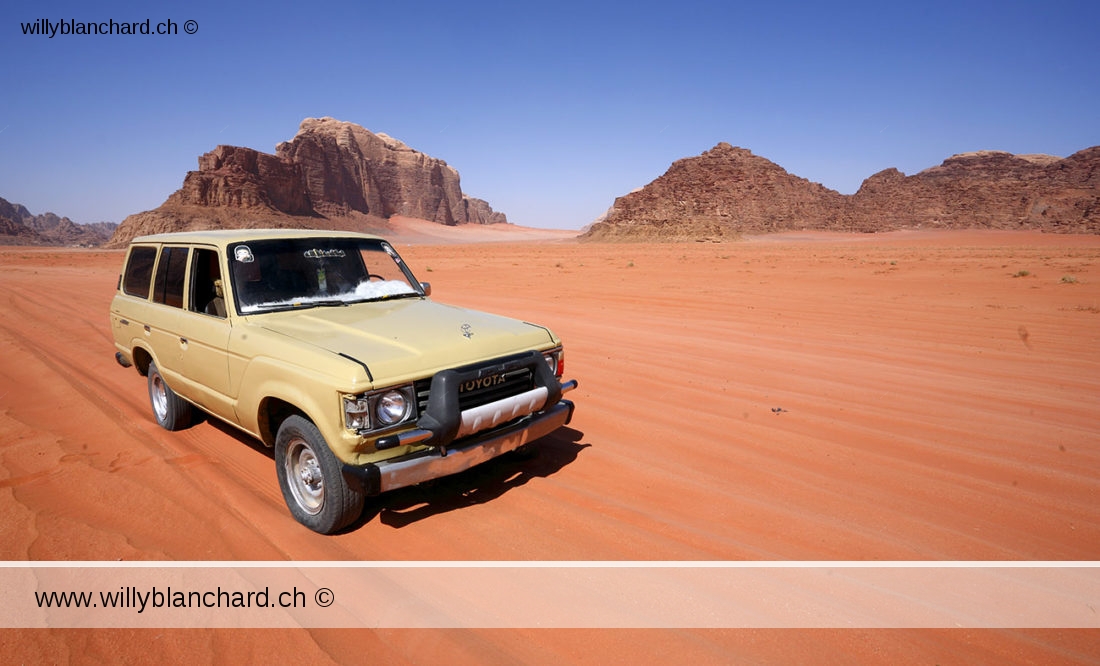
(341, 397, 575, 496)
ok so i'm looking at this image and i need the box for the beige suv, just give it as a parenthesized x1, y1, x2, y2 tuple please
(110, 229, 577, 533)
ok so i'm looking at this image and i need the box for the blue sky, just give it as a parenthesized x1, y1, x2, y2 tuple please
(2, 0, 1097, 229)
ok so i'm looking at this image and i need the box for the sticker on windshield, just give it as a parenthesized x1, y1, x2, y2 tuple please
(234, 246, 255, 263)
(304, 248, 346, 259)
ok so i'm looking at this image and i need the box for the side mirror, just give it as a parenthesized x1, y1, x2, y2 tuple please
(420, 281, 432, 297)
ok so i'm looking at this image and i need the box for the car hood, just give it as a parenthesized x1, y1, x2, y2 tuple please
(254, 298, 556, 384)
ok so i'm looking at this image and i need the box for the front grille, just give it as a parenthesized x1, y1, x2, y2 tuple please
(458, 367, 534, 409)
(414, 366, 535, 414)
(415, 379, 431, 414)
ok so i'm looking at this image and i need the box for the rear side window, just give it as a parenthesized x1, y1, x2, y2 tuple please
(153, 246, 189, 309)
(122, 246, 157, 298)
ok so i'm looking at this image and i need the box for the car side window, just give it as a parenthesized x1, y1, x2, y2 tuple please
(152, 246, 189, 309)
(189, 248, 226, 318)
(122, 246, 158, 298)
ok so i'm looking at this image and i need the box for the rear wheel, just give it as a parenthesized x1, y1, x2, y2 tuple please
(275, 415, 364, 534)
(147, 361, 192, 431)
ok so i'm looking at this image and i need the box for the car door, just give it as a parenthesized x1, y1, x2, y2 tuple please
(173, 246, 235, 422)
(144, 245, 188, 383)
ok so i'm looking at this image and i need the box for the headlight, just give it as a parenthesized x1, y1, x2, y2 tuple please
(376, 390, 410, 426)
(345, 385, 416, 432)
(543, 348, 564, 378)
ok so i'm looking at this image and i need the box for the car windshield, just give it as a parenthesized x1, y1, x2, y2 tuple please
(228, 238, 422, 314)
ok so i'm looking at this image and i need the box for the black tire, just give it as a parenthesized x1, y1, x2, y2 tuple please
(275, 415, 364, 534)
(147, 361, 192, 431)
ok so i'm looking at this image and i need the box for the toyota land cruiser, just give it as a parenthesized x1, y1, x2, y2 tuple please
(109, 229, 577, 533)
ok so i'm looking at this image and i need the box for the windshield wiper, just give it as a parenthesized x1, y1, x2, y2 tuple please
(241, 303, 287, 313)
(376, 291, 420, 302)
(245, 298, 349, 313)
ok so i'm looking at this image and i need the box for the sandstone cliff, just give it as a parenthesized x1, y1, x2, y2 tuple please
(109, 118, 507, 246)
(0, 197, 117, 246)
(583, 144, 1100, 240)
(849, 148, 1100, 233)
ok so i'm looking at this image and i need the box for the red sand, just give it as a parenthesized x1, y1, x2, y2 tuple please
(1, 229, 1098, 662)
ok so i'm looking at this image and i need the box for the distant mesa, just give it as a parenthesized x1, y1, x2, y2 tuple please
(107, 117, 508, 247)
(583, 142, 1100, 240)
(9, 125, 1099, 248)
(0, 197, 117, 246)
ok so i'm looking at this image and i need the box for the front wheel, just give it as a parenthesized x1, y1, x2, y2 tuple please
(275, 415, 364, 534)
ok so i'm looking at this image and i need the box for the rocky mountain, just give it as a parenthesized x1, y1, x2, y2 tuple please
(849, 148, 1099, 233)
(583, 143, 1100, 240)
(0, 197, 117, 246)
(108, 118, 507, 246)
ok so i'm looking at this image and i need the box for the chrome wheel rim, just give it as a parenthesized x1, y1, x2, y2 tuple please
(285, 438, 324, 515)
(150, 373, 168, 422)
